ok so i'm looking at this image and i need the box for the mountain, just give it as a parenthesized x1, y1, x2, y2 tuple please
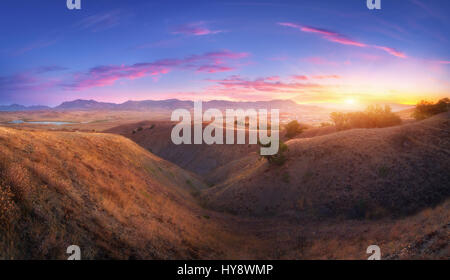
(55, 99, 118, 110)
(0, 104, 50, 112)
(119, 99, 193, 111)
(55, 98, 313, 111)
(0, 98, 329, 112)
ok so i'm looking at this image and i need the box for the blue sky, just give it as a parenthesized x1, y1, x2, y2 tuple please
(0, 0, 449, 107)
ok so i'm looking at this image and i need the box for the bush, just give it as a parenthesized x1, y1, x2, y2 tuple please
(259, 140, 288, 166)
(412, 98, 449, 120)
(284, 120, 303, 138)
(331, 104, 401, 131)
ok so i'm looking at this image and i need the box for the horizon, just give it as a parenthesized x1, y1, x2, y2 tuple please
(0, 97, 416, 112)
(1, 0, 449, 109)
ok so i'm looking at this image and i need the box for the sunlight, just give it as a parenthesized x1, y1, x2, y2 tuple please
(345, 98, 356, 105)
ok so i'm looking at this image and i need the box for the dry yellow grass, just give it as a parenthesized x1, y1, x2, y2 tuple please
(203, 112, 450, 219)
(1, 112, 448, 260)
(0, 127, 262, 259)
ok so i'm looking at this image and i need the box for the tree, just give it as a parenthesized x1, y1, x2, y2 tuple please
(330, 112, 348, 131)
(413, 98, 449, 120)
(330, 104, 401, 131)
(285, 120, 303, 138)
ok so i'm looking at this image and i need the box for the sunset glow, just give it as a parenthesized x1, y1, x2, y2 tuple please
(0, 0, 449, 108)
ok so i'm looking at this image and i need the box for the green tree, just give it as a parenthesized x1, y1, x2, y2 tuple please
(285, 120, 303, 138)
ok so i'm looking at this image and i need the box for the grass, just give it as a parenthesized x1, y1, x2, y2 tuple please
(0, 126, 245, 259)
(281, 172, 290, 183)
(378, 165, 390, 178)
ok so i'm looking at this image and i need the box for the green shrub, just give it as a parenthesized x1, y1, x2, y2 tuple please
(259, 140, 288, 166)
(281, 172, 290, 183)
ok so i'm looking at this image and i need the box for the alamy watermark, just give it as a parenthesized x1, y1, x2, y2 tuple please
(367, 0, 381, 10)
(367, 245, 381, 260)
(67, 0, 81, 10)
(67, 245, 81, 260)
(170, 101, 280, 155)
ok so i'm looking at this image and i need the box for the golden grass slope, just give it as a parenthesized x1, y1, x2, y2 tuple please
(0, 127, 251, 259)
(203, 112, 450, 219)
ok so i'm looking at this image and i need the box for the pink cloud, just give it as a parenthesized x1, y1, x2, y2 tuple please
(206, 75, 322, 94)
(264, 76, 280, 81)
(311, 75, 340, 79)
(373, 46, 407, 58)
(172, 22, 223, 36)
(302, 57, 340, 66)
(64, 50, 249, 90)
(291, 74, 340, 81)
(196, 65, 234, 73)
(278, 22, 406, 58)
(292, 75, 309, 80)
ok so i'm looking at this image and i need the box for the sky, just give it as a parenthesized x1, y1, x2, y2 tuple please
(0, 0, 449, 108)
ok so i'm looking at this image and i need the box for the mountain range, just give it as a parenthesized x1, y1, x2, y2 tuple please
(0, 99, 414, 112)
(0, 99, 320, 112)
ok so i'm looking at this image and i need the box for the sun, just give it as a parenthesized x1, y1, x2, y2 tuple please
(345, 98, 356, 105)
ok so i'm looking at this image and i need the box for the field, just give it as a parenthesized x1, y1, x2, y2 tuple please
(0, 108, 448, 259)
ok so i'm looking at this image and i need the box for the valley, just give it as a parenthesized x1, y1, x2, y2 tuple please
(0, 103, 448, 259)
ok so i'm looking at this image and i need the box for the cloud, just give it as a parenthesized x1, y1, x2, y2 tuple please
(196, 65, 235, 73)
(373, 46, 406, 58)
(311, 75, 340, 79)
(0, 72, 59, 92)
(291, 75, 309, 80)
(63, 50, 249, 90)
(302, 56, 344, 66)
(206, 75, 322, 94)
(171, 22, 223, 36)
(434, 60, 450, 65)
(410, 0, 447, 23)
(292, 74, 340, 80)
(75, 10, 123, 32)
(1, 51, 249, 92)
(278, 22, 406, 58)
(13, 10, 125, 56)
(13, 39, 58, 56)
(34, 65, 68, 74)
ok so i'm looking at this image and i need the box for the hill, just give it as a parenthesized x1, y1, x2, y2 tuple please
(0, 127, 257, 259)
(1, 113, 448, 259)
(202, 112, 450, 219)
(106, 121, 261, 179)
(55, 99, 118, 110)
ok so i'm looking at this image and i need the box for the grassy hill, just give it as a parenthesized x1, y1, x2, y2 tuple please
(0, 127, 256, 259)
(202, 112, 450, 219)
(1, 112, 448, 259)
(106, 121, 261, 178)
